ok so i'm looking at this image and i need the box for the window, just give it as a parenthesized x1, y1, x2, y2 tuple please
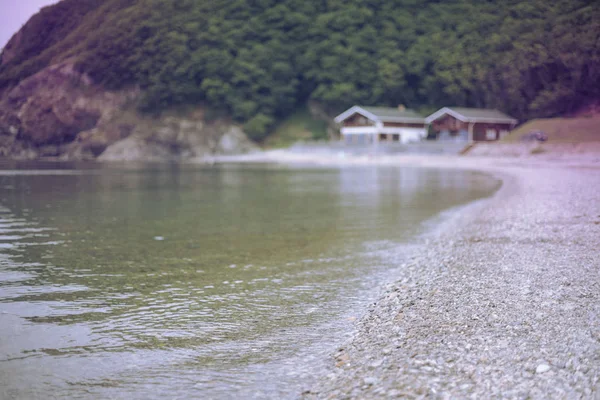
(486, 129, 497, 140)
(379, 133, 387, 141)
(392, 134, 401, 142)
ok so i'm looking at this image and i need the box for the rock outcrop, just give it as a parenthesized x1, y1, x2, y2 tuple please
(0, 61, 258, 161)
(98, 115, 258, 162)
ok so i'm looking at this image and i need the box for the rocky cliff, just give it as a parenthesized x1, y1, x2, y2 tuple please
(0, 61, 258, 161)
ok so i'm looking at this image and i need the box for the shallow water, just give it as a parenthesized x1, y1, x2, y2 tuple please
(0, 161, 499, 399)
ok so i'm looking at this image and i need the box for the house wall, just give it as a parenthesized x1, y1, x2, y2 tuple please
(341, 126, 425, 144)
(431, 115, 468, 132)
(383, 122, 427, 128)
(431, 115, 513, 141)
(472, 122, 513, 141)
(387, 128, 425, 143)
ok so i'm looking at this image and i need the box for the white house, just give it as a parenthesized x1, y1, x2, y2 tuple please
(334, 105, 427, 145)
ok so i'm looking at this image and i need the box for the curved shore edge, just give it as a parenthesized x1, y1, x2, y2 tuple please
(208, 151, 600, 398)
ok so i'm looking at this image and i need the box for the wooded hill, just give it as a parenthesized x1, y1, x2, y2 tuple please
(1, 0, 598, 140)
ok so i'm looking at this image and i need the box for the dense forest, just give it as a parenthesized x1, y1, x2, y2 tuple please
(1, 0, 598, 140)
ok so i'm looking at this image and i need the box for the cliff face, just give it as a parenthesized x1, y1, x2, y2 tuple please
(0, 61, 257, 161)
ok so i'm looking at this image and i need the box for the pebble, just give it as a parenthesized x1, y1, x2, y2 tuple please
(363, 377, 377, 385)
(536, 364, 551, 374)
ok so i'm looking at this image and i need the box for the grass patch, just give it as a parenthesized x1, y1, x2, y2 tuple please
(263, 106, 328, 148)
(503, 116, 600, 143)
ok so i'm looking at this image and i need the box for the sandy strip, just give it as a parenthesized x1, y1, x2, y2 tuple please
(207, 151, 600, 398)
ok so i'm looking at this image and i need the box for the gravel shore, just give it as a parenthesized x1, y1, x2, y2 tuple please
(298, 158, 600, 399)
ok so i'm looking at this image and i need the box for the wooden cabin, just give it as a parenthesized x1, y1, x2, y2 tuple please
(425, 107, 518, 142)
(334, 105, 427, 145)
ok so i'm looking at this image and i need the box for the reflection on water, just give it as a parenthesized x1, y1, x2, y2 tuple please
(0, 162, 499, 399)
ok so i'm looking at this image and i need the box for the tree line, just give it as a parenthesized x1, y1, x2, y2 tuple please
(1, 0, 598, 140)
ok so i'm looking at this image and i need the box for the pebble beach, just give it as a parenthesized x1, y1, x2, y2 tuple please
(293, 156, 600, 399)
(209, 150, 600, 399)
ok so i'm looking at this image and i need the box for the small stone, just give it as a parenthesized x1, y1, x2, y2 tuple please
(153, 236, 164, 241)
(335, 353, 350, 367)
(364, 377, 378, 385)
(536, 364, 551, 374)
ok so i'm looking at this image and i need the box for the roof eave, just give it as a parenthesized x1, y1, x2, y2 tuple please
(334, 106, 381, 124)
(335, 106, 425, 124)
(425, 107, 456, 124)
(425, 107, 517, 124)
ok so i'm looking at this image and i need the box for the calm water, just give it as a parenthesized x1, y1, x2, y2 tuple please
(0, 162, 499, 399)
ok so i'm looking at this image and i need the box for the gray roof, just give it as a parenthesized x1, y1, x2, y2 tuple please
(360, 106, 425, 121)
(334, 106, 425, 123)
(449, 107, 516, 121)
(425, 107, 517, 124)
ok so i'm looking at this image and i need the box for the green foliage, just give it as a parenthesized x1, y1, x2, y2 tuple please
(1, 0, 599, 138)
(265, 106, 328, 148)
(244, 113, 274, 141)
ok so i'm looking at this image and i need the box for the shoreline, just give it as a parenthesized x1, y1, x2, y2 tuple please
(200, 148, 600, 173)
(278, 154, 599, 398)
(199, 150, 600, 398)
